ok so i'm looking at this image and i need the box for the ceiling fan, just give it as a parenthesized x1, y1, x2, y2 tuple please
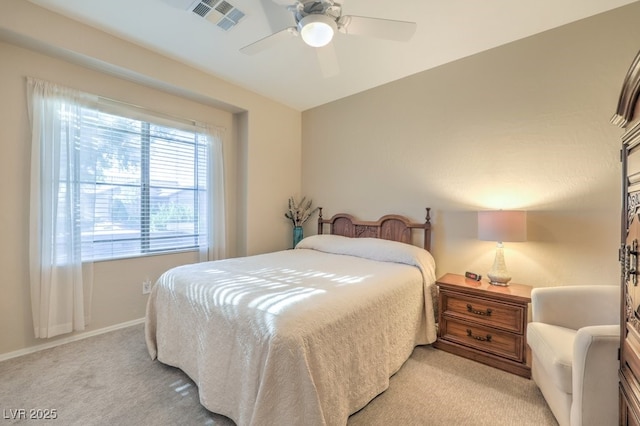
(240, 0, 417, 55)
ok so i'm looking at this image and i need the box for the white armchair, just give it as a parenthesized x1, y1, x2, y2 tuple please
(526, 285, 620, 426)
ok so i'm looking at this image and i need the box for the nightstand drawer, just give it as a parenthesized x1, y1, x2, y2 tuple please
(440, 292, 525, 334)
(439, 318, 524, 362)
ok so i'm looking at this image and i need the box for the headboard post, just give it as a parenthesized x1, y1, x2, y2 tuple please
(424, 207, 432, 252)
(317, 207, 324, 235)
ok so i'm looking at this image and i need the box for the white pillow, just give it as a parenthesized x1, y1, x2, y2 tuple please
(296, 234, 436, 282)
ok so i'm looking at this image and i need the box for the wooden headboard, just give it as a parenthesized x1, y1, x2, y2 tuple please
(317, 208, 432, 251)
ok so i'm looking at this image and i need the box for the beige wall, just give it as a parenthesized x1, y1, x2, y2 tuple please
(0, 0, 301, 356)
(302, 2, 640, 289)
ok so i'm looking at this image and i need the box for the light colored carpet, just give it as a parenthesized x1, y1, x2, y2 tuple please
(0, 324, 557, 425)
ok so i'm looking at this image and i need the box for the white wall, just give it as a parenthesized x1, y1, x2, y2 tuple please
(302, 2, 640, 289)
(0, 0, 301, 356)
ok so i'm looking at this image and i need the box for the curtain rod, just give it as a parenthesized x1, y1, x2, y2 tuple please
(96, 94, 225, 133)
(27, 76, 225, 133)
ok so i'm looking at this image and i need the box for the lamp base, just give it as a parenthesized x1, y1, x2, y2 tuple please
(487, 243, 512, 286)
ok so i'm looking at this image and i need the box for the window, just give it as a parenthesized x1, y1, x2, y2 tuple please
(29, 78, 226, 268)
(73, 108, 209, 261)
(28, 78, 225, 337)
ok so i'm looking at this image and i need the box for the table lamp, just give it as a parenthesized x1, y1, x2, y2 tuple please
(478, 210, 527, 286)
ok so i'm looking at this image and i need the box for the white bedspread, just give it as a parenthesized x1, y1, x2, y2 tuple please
(145, 235, 437, 426)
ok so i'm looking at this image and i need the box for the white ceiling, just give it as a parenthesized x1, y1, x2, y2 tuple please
(27, 0, 640, 111)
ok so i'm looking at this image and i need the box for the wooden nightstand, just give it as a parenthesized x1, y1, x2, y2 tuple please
(432, 273, 532, 378)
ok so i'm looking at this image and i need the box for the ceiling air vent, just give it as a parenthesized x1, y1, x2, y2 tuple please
(187, 0, 245, 31)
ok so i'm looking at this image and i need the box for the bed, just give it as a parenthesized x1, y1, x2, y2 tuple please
(145, 209, 437, 426)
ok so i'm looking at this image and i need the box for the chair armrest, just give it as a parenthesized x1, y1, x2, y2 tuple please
(531, 285, 620, 329)
(570, 325, 620, 426)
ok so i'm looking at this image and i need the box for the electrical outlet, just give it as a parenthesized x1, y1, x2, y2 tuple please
(142, 279, 152, 295)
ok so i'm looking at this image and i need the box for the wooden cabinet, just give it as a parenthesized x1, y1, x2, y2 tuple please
(615, 48, 640, 426)
(620, 344, 640, 426)
(433, 273, 532, 378)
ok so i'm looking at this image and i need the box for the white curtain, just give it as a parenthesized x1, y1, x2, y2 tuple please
(27, 77, 95, 338)
(199, 126, 227, 262)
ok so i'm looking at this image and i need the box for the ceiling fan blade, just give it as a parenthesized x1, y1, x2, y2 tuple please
(259, 0, 295, 33)
(315, 43, 340, 78)
(271, 0, 317, 5)
(339, 15, 417, 41)
(240, 27, 298, 55)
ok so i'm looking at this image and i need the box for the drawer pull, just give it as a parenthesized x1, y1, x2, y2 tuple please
(466, 329, 492, 342)
(467, 304, 492, 316)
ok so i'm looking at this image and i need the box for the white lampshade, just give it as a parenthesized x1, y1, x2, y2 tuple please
(298, 14, 337, 47)
(478, 210, 527, 286)
(478, 210, 527, 243)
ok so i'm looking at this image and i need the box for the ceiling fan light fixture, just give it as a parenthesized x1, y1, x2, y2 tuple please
(298, 14, 337, 47)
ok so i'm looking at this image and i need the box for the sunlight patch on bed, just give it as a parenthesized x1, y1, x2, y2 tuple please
(249, 286, 325, 314)
(179, 264, 373, 318)
(332, 274, 370, 284)
(203, 268, 227, 274)
(203, 278, 264, 308)
(250, 266, 370, 286)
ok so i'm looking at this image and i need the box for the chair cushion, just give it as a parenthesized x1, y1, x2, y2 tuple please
(527, 322, 576, 394)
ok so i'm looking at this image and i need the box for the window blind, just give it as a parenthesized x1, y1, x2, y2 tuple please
(66, 104, 209, 261)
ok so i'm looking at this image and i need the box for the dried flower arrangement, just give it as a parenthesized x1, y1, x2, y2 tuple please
(284, 196, 319, 227)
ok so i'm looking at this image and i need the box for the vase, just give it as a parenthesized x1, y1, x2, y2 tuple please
(293, 226, 303, 248)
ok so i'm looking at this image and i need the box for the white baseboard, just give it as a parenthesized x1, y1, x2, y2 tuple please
(0, 318, 145, 363)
